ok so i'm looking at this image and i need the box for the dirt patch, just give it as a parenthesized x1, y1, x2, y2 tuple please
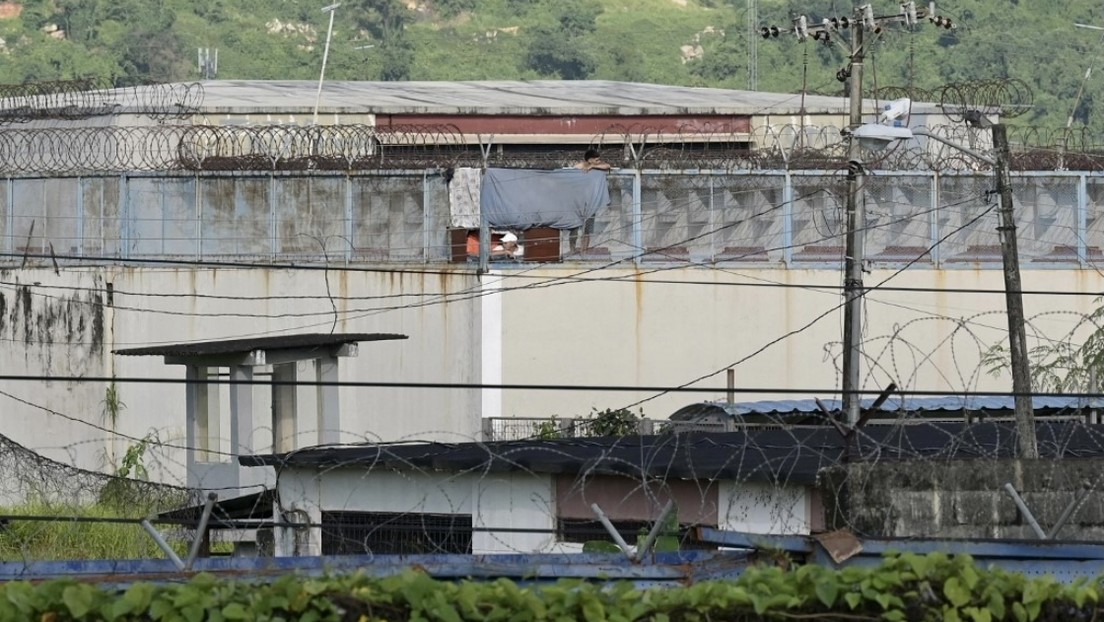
(0, 3, 22, 20)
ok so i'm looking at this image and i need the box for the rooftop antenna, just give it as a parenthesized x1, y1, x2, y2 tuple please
(313, 3, 341, 125)
(198, 48, 218, 80)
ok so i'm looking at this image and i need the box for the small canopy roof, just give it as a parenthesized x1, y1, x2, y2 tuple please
(113, 333, 407, 358)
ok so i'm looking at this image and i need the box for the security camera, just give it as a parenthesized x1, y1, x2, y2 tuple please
(879, 98, 912, 124)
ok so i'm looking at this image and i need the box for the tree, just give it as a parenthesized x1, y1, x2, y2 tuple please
(524, 25, 595, 79)
(689, 34, 744, 84)
(522, 2, 602, 79)
(983, 303, 1104, 394)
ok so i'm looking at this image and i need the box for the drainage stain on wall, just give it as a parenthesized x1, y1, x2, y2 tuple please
(0, 280, 105, 376)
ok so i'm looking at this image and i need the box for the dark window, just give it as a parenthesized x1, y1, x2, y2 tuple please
(321, 511, 473, 555)
(557, 518, 716, 550)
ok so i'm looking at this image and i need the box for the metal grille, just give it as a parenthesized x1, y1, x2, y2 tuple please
(320, 511, 473, 555)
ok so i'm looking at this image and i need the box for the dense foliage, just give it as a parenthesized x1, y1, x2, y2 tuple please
(2, 0, 1104, 130)
(0, 553, 1101, 621)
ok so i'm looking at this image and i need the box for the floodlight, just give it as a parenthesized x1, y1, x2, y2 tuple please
(852, 124, 914, 151)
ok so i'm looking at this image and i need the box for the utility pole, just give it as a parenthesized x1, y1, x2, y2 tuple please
(841, 21, 865, 426)
(760, 3, 955, 426)
(313, 3, 341, 126)
(992, 124, 1038, 458)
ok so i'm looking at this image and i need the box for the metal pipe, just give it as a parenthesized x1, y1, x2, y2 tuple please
(184, 493, 218, 570)
(1049, 486, 1092, 539)
(590, 503, 634, 559)
(312, 3, 341, 125)
(636, 500, 677, 559)
(912, 129, 995, 165)
(1002, 483, 1046, 539)
(141, 519, 186, 570)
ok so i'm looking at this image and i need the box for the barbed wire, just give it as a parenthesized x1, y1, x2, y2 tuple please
(875, 78, 1034, 121)
(2, 120, 1104, 174)
(0, 77, 203, 124)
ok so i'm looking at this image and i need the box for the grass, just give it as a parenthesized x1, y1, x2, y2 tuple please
(0, 502, 190, 562)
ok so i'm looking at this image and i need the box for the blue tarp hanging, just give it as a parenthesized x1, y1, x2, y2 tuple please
(480, 168, 611, 229)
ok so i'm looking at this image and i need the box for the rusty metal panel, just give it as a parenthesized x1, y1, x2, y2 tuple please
(381, 115, 751, 135)
(81, 176, 121, 257)
(274, 176, 346, 256)
(10, 179, 44, 255)
(126, 177, 198, 257)
(350, 175, 427, 261)
(200, 177, 270, 257)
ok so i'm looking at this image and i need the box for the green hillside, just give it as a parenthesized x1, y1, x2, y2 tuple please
(2, 0, 1104, 130)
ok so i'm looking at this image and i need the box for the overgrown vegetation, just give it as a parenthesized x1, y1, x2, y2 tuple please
(0, 553, 1100, 620)
(532, 407, 646, 439)
(3, 0, 1104, 130)
(983, 299, 1104, 394)
(0, 502, 187, 561)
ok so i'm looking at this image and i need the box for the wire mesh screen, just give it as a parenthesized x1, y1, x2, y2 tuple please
(864, 173, 934, 264)
(709, 174, 787, 264)
(3, 169, 1104, 266)
(789, 173, 848, 263)
(320, 511, 473, 556)
(1015, 176, 1079, 263)
(587, 173, 635, 261)
(937, 175, 1000, 263)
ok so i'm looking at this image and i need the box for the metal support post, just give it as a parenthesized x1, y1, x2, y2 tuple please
(635, 500, 677, 560)
(1002, 483, 1046, 539)
(591, 503, 635, 560)
(141, 519, 186, 570)
(184, 493, 218, 570)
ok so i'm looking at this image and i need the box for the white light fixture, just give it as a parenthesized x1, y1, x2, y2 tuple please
(851, 123, 914, 151)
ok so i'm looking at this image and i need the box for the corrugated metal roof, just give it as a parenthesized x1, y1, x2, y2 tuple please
(672, 396, 1101, 419)
(113, 332, 406, 357)
(189, 80, 941, 117)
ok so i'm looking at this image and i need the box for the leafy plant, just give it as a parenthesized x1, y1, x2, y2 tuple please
(586, 407, 644, 437)
(983, 300, 1104, 394)
(100, 378, 125, 428)
(1, 554, 1102, 621)
(116, 434, 152, 481)
(531, 417, 565, 440)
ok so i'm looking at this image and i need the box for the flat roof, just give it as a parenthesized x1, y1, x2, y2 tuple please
(189, 79, 918, 117)
(240, 421, 1104, 484)
(113, 332, 407, 357)
(671, 396, 1103, 419)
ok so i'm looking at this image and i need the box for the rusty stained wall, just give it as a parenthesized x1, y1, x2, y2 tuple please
(0, 270, 109, 474)
(1, 265, 484, 494)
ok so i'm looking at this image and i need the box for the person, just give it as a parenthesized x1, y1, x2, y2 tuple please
(491, 232, 521, 259)
(574, 148, 611, 173)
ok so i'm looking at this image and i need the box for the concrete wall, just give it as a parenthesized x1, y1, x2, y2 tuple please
(274, 468, 556, 556)
(718, 481, 810, 535)
(271, 466, 812, 555)
(0, 266, 483, 493)
(496, 266, 1104, 421)
(821, 458, 1104, 540)
(4, 263, 1104, 496)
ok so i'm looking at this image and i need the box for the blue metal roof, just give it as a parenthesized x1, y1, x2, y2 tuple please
(676, 396, 1102, 418)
